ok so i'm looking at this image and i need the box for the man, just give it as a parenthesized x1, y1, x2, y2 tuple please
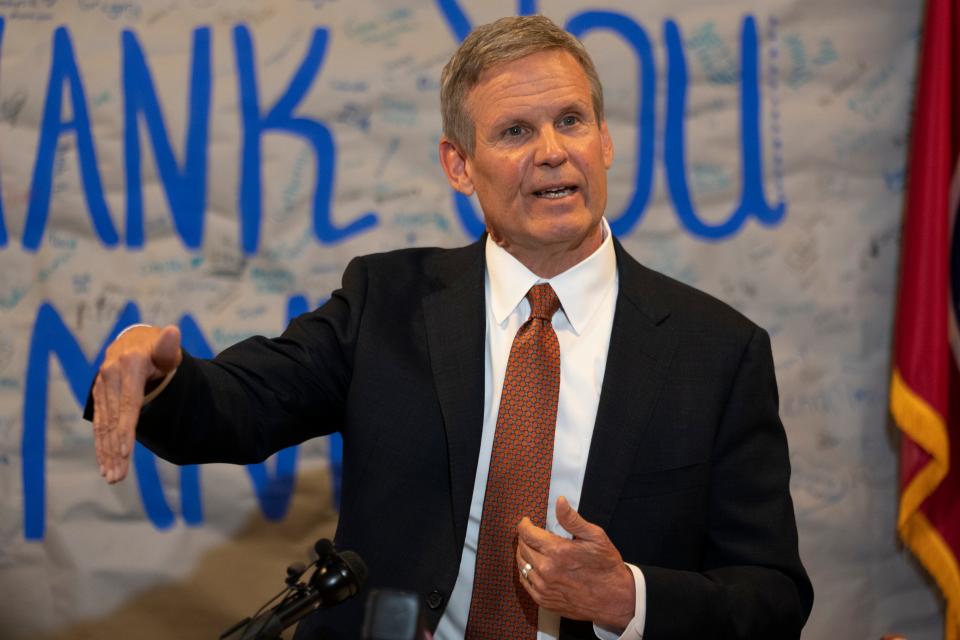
(87, 15, 812, 639)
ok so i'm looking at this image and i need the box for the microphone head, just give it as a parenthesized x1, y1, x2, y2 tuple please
(340, 550, 369, 587)
(314, 538, 336, 559)
(307, 549, 368, 604)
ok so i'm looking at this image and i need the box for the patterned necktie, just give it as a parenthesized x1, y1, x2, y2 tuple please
(466, 283, 562, 639)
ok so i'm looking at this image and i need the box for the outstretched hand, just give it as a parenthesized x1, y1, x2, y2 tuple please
(516, 496, 636, 630)
(92, 325, 181, 484)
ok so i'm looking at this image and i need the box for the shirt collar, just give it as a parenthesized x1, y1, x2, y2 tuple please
(485, 218, 617, 335)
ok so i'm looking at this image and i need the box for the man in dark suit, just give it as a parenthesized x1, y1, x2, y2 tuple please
(89, 15, 812, 639)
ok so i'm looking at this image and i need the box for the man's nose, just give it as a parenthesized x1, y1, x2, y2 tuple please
(534, 128, 568, 167)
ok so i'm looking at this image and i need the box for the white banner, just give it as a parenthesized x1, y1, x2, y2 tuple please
(0, 0, 935, 637)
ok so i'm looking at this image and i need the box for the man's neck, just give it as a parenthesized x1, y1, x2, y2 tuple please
(494, 223, 605, 279)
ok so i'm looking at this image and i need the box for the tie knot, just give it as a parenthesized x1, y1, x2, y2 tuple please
(526, 284, 561, 321)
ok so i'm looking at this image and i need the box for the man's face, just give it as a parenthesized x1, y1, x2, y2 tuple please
(440, 49, 614, 274)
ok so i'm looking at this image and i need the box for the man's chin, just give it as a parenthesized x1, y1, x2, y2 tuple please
(514, 220, 603, 256)
(539, 216, 603, 247)
(489, 214, 602, 250)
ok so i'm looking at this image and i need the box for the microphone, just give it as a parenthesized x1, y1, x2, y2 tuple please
(309, 550, 368, 605)
(220, 540, 368, 640)
(362, 589, 427, 640)
(314, 538, 336, 559)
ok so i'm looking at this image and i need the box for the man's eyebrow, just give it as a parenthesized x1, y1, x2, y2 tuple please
(489, 114, 531, 131)
(489, 101, 591, 131)
(559, 102, 596, 125)
(560, 103, 596, 123)
(557, 101, 589, 114)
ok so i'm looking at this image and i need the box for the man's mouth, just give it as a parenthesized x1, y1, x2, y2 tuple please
(533, 186, 578, 199)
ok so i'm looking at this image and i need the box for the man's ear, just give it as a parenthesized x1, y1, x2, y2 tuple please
(439, 138, 475, 195)
(600, 119, 614, 170)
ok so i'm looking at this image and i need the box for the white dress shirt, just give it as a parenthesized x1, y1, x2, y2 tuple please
(434, 218, 646, 640)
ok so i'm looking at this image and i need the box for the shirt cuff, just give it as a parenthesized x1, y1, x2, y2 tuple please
(117, 323, 152, 339)
(142, 369, 177, 405)
(116, 323, 178, 406)
(592, 563, 646, 640)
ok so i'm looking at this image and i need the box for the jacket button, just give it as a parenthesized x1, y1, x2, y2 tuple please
(426, 590, 444, 610)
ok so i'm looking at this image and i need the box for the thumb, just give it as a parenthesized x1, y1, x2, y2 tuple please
(556, 496, 596, 539)
(151, 325, 182, 374)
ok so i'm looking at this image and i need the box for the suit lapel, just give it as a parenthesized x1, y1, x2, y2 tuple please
(420, 238, 678, 539)
(421, 240, 487, 548)
(578, 241, 678, 530)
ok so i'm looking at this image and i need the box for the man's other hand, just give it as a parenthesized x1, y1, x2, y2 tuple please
(516, 496, 636, 631)
(92, 325, 181, 484)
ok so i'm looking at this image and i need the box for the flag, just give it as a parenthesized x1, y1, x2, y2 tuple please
(890, 0, 960, 637)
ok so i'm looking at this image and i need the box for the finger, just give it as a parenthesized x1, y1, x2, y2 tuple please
(117, 358, 146, 459)
(111, 455, 130, 484)
(518, 516, 559, 553)
(151, 325, 181, 375)
(517, 555, 553, 606)
(103, 366, 126, 483)
(556, 496, 599, 540)
(92, 375, 107, 477)
(515, 546, 548, 601)
(523, 566, 550, 599)
(109, 351, 149, 482)
(518, 563, 539, 601)
(96, 366, 119, 480)
(516, 536, 548, 576)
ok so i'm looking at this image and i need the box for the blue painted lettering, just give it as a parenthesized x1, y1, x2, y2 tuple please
(0, 16, 6, 248)
(663, 16, 785, 239)
(567, 11, 655, 236)
(434, 5, 785, 241)
(123, 27, 211, 249)
(22, 27, 118, 251)
(434, 0, 538, 41)
(433, 0, 471, 43)
(234, 25, 376, 253)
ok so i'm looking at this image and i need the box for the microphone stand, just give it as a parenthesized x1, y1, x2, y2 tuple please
(219, 540, 365, 640)
(221, 583, 323, 640)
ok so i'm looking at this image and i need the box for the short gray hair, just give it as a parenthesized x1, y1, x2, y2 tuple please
(440, 15, 605, 155)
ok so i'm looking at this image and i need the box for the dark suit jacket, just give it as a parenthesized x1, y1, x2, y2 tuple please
(132, 238, 813, 639)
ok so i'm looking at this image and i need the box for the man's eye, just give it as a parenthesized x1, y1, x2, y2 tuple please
(560, 115, 579, 127)
(505, 126, 524, 137)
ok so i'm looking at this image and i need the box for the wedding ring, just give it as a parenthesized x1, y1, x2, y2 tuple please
(520, 562, 533, 581)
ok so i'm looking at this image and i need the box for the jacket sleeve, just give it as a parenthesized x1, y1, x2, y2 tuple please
(639, 327, 813, 638)
(130, 256, 370, 465)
